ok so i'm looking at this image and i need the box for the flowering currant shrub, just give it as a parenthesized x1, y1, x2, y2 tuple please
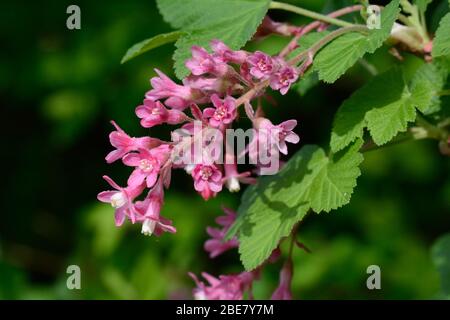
(100, 0, 450, 299)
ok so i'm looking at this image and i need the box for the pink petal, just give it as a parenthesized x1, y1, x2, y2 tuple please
(210, 94, 222, 108)
(127, 170, 146, 187)
(280, 120, 297, 131)
(102, 175, 121, 190)
(97, 191, 116, 203)
(208, 180, 223, 192)
(114, 207, 126, 226)
(122, 153, 141, 167)
(145, 172, 158, 188)
(135, 105, 151, 118)
(285, 132, 300, 144)
(203, 108, 215, 118)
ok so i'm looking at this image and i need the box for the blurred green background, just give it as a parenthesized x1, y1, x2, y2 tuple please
(0, 0, 449, 299)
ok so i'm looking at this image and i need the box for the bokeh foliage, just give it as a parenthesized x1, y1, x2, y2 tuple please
(0, 0, 448, 299)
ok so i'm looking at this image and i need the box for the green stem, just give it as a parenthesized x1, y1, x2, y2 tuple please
(288, 25, 368, 65)
(438, 89, 450, 97)
(269, 1, 354, 28)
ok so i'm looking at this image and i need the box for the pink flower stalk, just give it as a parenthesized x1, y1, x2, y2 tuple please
(270, 63, 299, 95)
(204, 207, 239, 258)
(192, 164, 223, 200)
(122, 145, 171, 188)
(247, 51, 275, 79)
(105, 121, 159, 163)
(203, 94, 237, 128)
(135, 99, 188, 128)
(271, 262, 293, 300)
(189, 272, 254, 300)
(210, 39, 247, 64)
(146, 69, 199, 110)
(257, 118, 300, 155)
(97, 175, 144, 226)
(185, 46, 228, 77)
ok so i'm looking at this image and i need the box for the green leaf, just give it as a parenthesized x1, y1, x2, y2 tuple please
(121, 31, 185, 64)
(313, 0, 400, 83)
(156, 0, 271, 79)
(432, 13, 450, 58)
(410, 59, 448, 114)
(330, 67, 433, 152)
(431, 233, 450, 298)
(230, 141, 363, 270)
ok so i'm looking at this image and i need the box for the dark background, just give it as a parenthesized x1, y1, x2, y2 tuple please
(0, 0, 449, 299)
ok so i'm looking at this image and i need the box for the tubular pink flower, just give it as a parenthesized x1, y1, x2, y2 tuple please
(210, 39, 248, 64)
(185, 46, 228, 77)
(192, 164, 223, 200)
(105, 121, 160, 163)
(247, 51, 275, 79)
(136, 99, 188, 128)
(269, 62, 299, 95)
(204, 207, 239, 258)
(271, 261, 293, 300)
(134, 184, 176, 237)
(146, 69, 198, 110)
(97, 175, 144, 226)
(189, 272, 254, 300)
(257, 118, 300, 155)
(203, 94, 237, 128)
(122, 145, 170, 188)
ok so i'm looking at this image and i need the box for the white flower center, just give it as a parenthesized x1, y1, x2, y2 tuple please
(141, 219, 157, 236)
(139, 159, 154, 173)
(201, 166, 213, 180)
(257, 59, 269, 71)
(110, 192, 126, 208)
(151, 107, 160, 115)
(213, 106, 227, 120)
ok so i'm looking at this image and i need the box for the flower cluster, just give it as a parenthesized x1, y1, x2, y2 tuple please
(98, 40, 300, 237)
(189, 207, 293, 300)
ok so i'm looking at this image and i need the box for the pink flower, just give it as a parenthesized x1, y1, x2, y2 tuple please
(134, 184, 176, 237)
(192, 164, 223, 200)
(223, 157, 255, 192)
(122, 145, 170, 188)
(97, 175, 144, 226)
(135, 99, 188, 128)
(189, 272, 254, 300)
(204, 208, 239, 258)
(247, 51, 275, 79)
(186, 46, 228, 77)
(203, 94, 237, 128)
(269, 63, 298, 95)
(146, 69, 198, 110)
(271, 262, 293, 300)
(258, 118, 300, 155)
(210, 39, 247, 64)
(105, 121, 159, 163)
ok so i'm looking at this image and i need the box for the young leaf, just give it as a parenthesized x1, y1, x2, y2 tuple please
(156, 0, 271, 79)
(330, 67, 433, 152)
(432, 13, 450, 58)
(230, 141, 363, 270)
(121, 31, 185, 64)
(313, 0, 400, 83)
